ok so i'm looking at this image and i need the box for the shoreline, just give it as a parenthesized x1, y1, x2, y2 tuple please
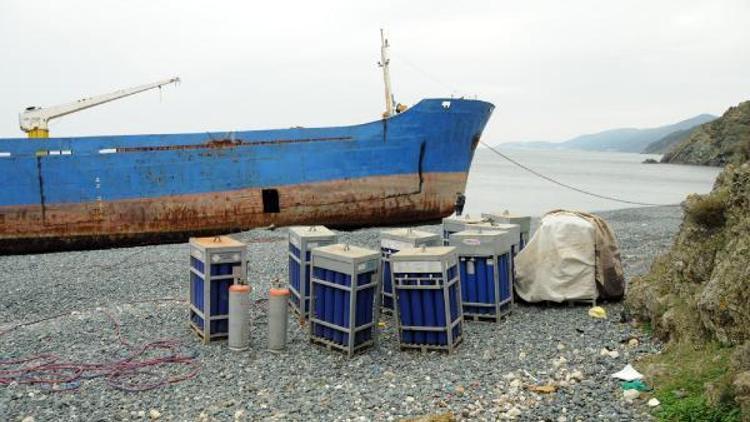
(0, 205, 683, 420)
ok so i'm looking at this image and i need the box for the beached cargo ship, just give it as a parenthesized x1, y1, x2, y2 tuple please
(0, 98, 493, 253)
(0, 31, 494, 253)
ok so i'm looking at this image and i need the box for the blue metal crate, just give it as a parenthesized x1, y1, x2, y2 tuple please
(288, 226, 337, 319)
(309, 244, 380, 357)
(391, 247, 463, 353)
(188, 236, 247, 344)
(441, 215, 488, 245)
(481, 212, 531, 251)
(451, 229, 514, 321)
(380, 228, 441, 313)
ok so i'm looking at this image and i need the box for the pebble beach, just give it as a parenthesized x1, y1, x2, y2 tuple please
(0, 205, 684, 421)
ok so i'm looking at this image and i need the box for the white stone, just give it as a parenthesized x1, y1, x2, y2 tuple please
(405, 396, 415, 403)
(608, 350, 620, 359)
(648, 398, 661, 407)
(570, 369, 584, 381)
(137, 411, 146, 418)
(21, 417, 34, 422)
(557, 343, 566, 351)
(149, 409, 161, 420)
(623, 389, 640, 401)
(628, 338, 639, 347)
(506, 407, 522, 418)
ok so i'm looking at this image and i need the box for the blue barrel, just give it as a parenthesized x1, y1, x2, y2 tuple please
(381, 247, 396, 309)
(312, 267, 326, 338)
(498, 254, 512, 302)
(313, 268, 378, 347)
(288, 244, 302, 311)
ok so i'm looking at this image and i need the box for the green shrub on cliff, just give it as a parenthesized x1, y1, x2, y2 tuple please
(685, 190, 728, 229)
(627, 163, 750, 419)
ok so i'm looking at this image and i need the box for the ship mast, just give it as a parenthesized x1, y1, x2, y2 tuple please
(378, 28, 395, 118)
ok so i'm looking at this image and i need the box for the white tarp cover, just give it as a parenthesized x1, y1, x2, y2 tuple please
(514, 210, 626, 303)
(514, 212, 597, 302)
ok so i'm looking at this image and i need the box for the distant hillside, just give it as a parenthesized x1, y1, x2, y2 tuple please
(662, 100, 750, 166)
(499, 114, 716, 153)
(642, 127, 695, 154)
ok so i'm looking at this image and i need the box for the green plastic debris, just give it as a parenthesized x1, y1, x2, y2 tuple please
(620, 379, 651, 391)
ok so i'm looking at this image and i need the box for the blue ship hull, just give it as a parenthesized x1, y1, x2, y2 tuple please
(0, 98, 494, 253)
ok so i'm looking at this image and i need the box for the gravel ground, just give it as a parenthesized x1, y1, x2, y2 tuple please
(0, 205, 684, 421)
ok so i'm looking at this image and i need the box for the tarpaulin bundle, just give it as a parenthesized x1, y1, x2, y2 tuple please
(514, 210, 625, 303)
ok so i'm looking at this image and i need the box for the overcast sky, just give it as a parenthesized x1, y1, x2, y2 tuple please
(1, 1, 748, 142)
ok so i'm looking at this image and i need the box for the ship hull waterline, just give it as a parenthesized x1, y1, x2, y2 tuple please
(2, 172, 465, 253)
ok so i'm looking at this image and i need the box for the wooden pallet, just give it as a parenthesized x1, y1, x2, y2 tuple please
(541, 298, 597, 307)
(463, 304, 513, 323)
(309, 336, 374, 357)
(289, 301, 310, 319)
(399, 335, 464, 354)
(189, 322, 227, 344)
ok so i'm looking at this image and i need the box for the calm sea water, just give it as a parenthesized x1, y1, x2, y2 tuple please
(463, 148, 722, 217)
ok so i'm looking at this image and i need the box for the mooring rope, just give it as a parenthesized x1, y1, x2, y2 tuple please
(480, 140, 668, 207)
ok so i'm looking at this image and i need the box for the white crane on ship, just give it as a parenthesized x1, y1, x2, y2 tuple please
(19, 77, 180, 138)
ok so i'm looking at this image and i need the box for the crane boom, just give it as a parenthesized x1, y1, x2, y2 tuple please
(19, 77, 180, 138)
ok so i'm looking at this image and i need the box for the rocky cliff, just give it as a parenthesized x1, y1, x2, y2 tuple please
(627, 162, 750, 416)
(642, 127, 694, 154)
(661, 101, 750, 166)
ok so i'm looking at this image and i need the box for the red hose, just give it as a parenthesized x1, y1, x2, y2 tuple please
(0, 308, 200, 392)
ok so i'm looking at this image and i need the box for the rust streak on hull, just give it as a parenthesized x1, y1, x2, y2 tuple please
(0, 172, 466, 254)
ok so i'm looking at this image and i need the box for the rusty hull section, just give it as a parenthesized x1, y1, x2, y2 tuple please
(0, 172, 466, 254)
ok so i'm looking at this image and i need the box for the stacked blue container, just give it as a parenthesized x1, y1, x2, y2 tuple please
(309, 244, 380, 357)
(380, 228, 441, 313)
(467, 221, 521, 283)
(440, 214, 488, 246)
(450, 229, 514, 322)
(391, 246, 463, 353)
(481, 211, 532, 250)
(188, 236, 247, 344)
(288, 226, 337, 319)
